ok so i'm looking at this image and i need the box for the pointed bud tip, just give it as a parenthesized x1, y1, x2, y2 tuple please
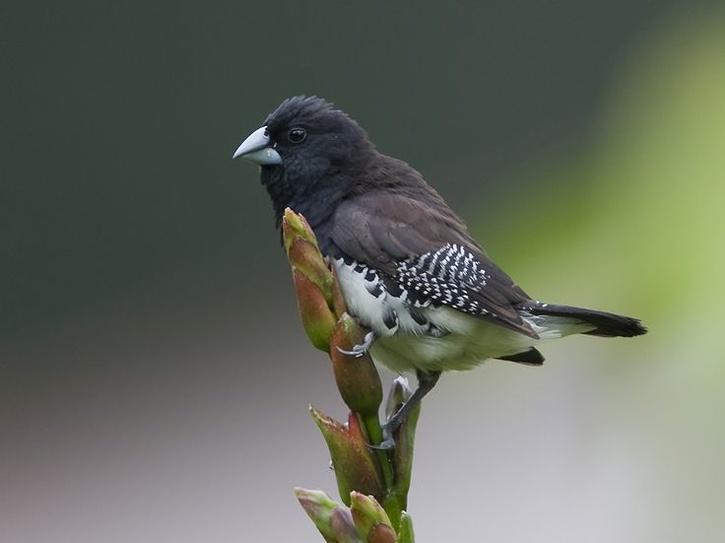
(282, 208, 318, 252)
(294, 487, 342, 541)
(309, 405, 340, 428)
(293, 486, 316, 499)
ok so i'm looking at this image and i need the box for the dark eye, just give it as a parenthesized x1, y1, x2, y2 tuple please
(288, 127, 307, 143)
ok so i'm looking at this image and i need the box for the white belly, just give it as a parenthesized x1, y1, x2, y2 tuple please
(333, 258, 592, 374)
(371, 307, 535, 373)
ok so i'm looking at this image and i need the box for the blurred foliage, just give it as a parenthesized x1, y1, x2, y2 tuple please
(469, 13, 725, 537)
(480, 11, 725, 367)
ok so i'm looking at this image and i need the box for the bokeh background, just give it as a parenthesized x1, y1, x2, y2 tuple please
(2, 2, 724, 542)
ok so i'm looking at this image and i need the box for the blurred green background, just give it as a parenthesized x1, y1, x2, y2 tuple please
(2, 2, 724, 542)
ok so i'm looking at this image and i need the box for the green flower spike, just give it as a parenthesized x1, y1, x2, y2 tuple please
(283, 208, 416, 542)
(294, 488, 402, 543)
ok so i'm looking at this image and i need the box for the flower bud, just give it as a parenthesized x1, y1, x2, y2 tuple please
(294, 487, 340, 542)
(330, 507, 362, 543)
(329, 314, 383, 416)
(288, 237, 335, 306)
(350, 492, 395, 543)
(292, 270, 337, 351)
(282, 207, 319, 254)
(310, 407, 385, 505)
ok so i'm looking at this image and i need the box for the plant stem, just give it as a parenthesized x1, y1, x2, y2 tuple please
(358, 412, 406, 529)
(359, 413, 394, 489)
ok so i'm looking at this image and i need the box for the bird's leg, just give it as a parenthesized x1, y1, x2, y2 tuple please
(371, 370, 441, 450)
(336, 330, 376, 357)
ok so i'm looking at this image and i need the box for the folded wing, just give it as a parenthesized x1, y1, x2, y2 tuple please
(330, 192, 538, 338)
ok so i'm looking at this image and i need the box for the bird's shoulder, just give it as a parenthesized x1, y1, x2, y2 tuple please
(330, 180, 475, 260)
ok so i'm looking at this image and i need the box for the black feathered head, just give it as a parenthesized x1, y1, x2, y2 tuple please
(233, 96, 375, 227)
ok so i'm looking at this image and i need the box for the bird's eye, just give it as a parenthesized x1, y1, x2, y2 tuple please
(288, 127, 307, 144)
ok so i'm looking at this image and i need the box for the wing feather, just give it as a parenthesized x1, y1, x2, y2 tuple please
(330, 192, 537, 338)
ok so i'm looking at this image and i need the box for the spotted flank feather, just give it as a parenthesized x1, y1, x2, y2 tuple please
(396, 243, 491, 315)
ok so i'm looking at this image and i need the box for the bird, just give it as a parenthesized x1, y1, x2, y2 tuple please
(233, 95, 646, 448)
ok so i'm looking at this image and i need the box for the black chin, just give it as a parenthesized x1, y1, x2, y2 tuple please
(260, 164, 282, 185)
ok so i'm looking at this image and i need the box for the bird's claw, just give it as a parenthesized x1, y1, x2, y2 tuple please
(367, 422, 397, 451)
(336, 345, 367, 358)
(368, 438, 395, 451)
(336, 331, 376, 358)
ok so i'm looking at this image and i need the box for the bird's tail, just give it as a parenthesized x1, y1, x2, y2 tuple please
(520, 302, 647, 338)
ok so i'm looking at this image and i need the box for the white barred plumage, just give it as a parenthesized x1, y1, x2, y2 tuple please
(396, 244, 491, 316)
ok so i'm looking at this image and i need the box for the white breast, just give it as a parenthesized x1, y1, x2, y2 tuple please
(333, 258, 399, 336)
(333, 258, 438, 337)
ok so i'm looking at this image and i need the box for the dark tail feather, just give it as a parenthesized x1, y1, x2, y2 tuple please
(521, 302, 648, 338)
(498, 347, 545, 366)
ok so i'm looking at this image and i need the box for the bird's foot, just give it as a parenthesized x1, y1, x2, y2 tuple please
(336, 331, 376, 358)
(368, 423, 396, 451)
(367, 414, 407, 451)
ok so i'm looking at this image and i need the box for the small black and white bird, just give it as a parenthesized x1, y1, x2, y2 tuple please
(233, 96, 646, 444)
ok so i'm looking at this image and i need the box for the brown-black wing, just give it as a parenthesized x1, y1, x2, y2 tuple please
(330, 192, 538, 338)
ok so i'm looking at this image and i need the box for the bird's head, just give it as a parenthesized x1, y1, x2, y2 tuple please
(233, 96, 374, 225)
(233, 96, 373, 174)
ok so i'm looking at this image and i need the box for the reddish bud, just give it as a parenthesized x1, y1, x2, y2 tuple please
(310, 408, 385, 505)
(288, 238, 335, 305)
(282, 208, 319, 253)
(330, 507, 361, 543)
(292, 270, 337, 351)
(329, 314, 383, 416)
(350, 492, 395, 543)
(294, 487, 340, 542)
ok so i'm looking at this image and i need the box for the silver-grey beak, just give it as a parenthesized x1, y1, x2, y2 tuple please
(232, 126, 282, 165)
